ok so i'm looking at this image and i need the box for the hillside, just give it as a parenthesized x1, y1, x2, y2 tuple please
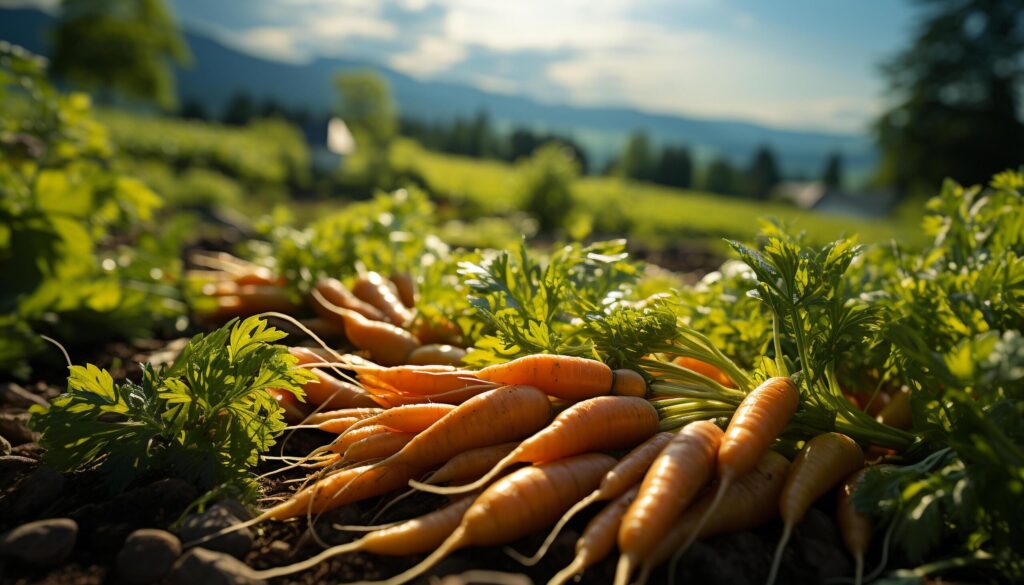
(0, 6, 874, 174)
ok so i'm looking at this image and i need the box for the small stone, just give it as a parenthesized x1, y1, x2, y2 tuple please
(0, 412, 36, 445)
(11, 465, 64, 516)
(263, 540, 291, 564)
(210, 499, 254, 521)
(116, 529, 182, 584)
(168, 548, 265, 585)
(0, 518, 78, 566)
(178, 506, 253, 558)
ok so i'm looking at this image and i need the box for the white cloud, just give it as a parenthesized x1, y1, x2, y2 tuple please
(390, 36, 466, 77)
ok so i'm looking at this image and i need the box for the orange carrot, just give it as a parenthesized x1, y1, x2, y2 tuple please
(766, 433, 865, 585)
(345, 431, 417, 463)
(425, 442, 520, 486)
(329, 424, 394, 454)
(343, 403, 456, 437)
(371, 453, 617, 585)
(615, 421, 723, 585)
(414, 396, 658, 495)
(302, 407, 383, 426)
(311, 289, 420, 366)
(407, 344, 467, 366)
(837, 468, 872, 585)
(549, 484, 641, 585)
(300, 368, 377, 409)
(389, 271, 417, 308)
(353, 271, 414, 327)
(350, 365, 484, 396)
(612, 369, 648, 397)
(672, 356, 736, 388)
(472, 354, 614, 401)
(254, 496, 477, 580)
(260, 384, 552, 518)
(641, 451, 791, 583)
(313, 277, 386, 321)
(413, 317, 463, 346)
(517, 432, 674, 565)
(673, 377, 799, 562)
(876, 387, 912, 430)
(314, 416, 361, 434)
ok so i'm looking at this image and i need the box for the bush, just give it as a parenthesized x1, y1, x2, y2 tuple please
(517, 143, 580, 235)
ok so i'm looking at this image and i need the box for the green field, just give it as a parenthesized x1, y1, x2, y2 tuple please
(391, 139, 926, 249)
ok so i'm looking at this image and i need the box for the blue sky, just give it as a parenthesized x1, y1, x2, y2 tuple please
(11, 0, 919, 133)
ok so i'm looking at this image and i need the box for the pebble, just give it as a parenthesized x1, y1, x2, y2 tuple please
(178, 505, 253, 558)
(0, 518, 78, 566)
(168, 548, 265, 585)
(0, 412, 36, 445)
(116, 528, 182, 584)
(263, 540, 292, 564)
(11, 465, 64, 517)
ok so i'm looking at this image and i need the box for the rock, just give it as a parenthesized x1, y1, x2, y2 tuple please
(0, 383, 49, 408)
(116, 528, 182, 584)
(178, 506, 253, 558)
(795, 508, 852, 581)
(438, 571, 531, 585)
(210, 499, 254, 521)
(0, 518, 78, 566)
(11, 465, 64, 516)
(168, 548, 265, 585)
(0, 434, 9, 456)
(0, 412, 36, 445)
(263, 540, 291, 564)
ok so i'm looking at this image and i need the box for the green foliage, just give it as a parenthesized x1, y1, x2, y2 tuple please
(336, 70, 397, 185)
(0, 43, 182, 374)
(99, 110, 310, 189)
(52, 0, 190, 109)
(459, 239, 649, 367)
(743, 145, 781, 200)
(30, 317, 316, 493)
(874, 0, 1024, 194)
(517, 143, 580, 235)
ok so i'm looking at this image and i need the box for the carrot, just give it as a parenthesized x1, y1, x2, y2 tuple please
(313, 277, 386, 321)
(353, 271, 414, 327)
(233, 266, 285, 286)
(425, 442, 520, 486)
(672, 356, 736, 388)
(615, 421, 723, 585)
(303, 407, 383, 426)
(350, 365, 484, 396)
(311, 289, 420, 366)
(407, 344, 467, 366)
(296, 317, 345, 340)
(301, 369, 378, 409)
(612, 369, 648, 397)
(389, 271, 417, 308)
(330, 424, 394, 454)
(876, 387, 912, 430)
(642, 451, 791, 583)
(674, 377, 799, 563)
(837, 468, 872, 585)
(314, 416, 361, 434)
(254, 496, 477, 580)
(371, 453, 618, 585)
(345, 431, 416, 463)
(513, 432, 675, 566)
(343, 403, 456, 437)
(550, 484, 641, 585)
(260, 384, 552, 518)
(413, 317, 463, 346)
(414, 396, 658, 496)
(471, 354, 614, 401)
(268, 388, 308, 423)
(766, 432, 865, 585)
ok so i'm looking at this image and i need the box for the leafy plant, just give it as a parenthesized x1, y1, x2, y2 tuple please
(30, 317, 315, 494)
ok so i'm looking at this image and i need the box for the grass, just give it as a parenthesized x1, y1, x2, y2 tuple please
(391, 139, 927, 249)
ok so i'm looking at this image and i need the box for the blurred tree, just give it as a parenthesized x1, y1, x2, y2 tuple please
(704, 157, 738, 195)
(619, 131, 656, 181)
(336, 70, 397, 183)
(51, 0, 190, 109)
(179, 98, 207, 120)
(745, 145, 780, 199)
(875, 0, 1024, 194)
(821, 152, 843, 188)
(222, 92, 255, 126)
(518, 143, 580, 235)
(653, 145, 694, 188)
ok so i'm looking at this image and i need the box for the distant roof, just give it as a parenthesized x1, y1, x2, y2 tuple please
(327, 117, 356, 155)
(773, 181, 826, 208)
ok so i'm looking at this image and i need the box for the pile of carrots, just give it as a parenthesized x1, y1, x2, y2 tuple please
(185, 251, 910, 584)
(177, 343, 898, 585)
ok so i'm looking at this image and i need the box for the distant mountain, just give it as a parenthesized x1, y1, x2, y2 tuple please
(0, 7, 875, 175)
